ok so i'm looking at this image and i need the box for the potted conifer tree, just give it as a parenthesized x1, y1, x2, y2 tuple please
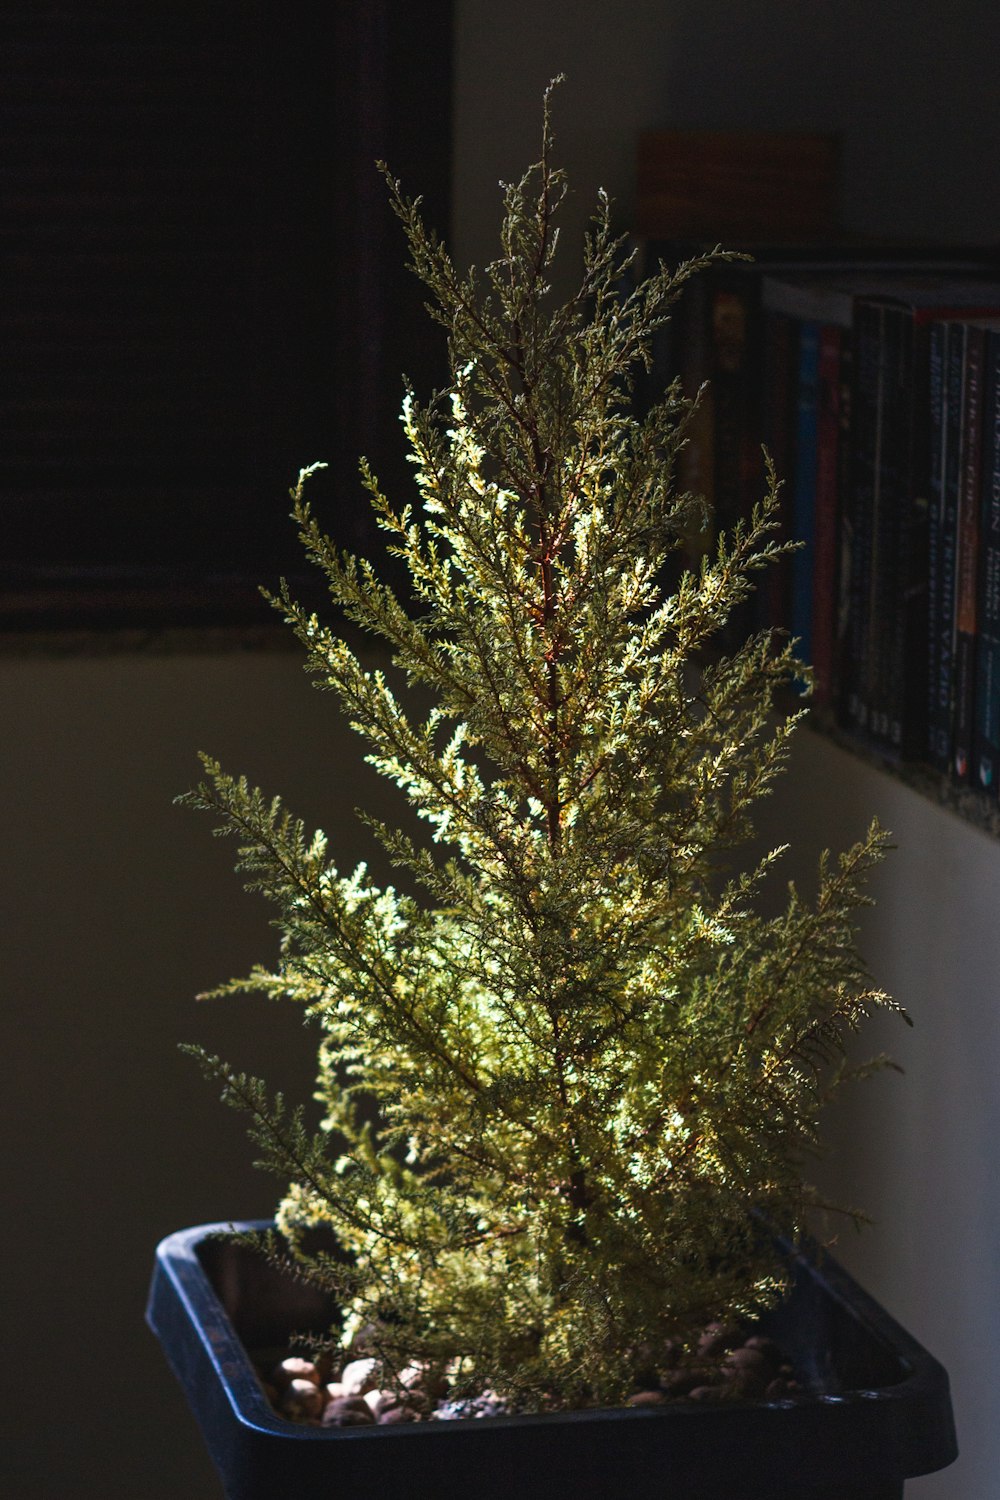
(148, 86, 956, 1500)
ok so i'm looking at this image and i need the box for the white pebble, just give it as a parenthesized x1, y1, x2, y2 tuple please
(272, 1356, 321, 1390)
(340, 1357, 379, 1395)
(281, 1378, 324, 1420)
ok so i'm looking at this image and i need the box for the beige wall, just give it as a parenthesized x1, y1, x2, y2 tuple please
(1, 646, 399, 1495)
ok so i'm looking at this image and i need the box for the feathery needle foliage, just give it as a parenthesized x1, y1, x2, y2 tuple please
(181, 82, 905, 1412)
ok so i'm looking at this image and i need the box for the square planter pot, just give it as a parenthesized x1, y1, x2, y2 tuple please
(147, 1220, 957, 1500)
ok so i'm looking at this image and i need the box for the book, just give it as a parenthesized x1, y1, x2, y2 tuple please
(953, 321, 989, 784)
(974, 327, 1000, 794)
(863, 290, 1000, 761)
(759, 309, 797, 633)
(762, 272, 1000, 756)
(790, 321, 821, 672)
(812, 324, 843, 709)
(935, 320, 969, 775)
(927, 320, 949, 768)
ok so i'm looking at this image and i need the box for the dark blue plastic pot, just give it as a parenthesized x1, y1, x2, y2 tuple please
(147, 1221, 957, 1500)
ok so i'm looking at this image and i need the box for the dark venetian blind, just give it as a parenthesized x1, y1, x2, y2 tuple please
(0, 1, 453, 628)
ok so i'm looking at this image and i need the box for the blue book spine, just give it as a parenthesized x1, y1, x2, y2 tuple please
(974, 328, 1000, 795)
(847, 301, 883, 738)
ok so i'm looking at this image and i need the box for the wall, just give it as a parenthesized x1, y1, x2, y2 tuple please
(6, 2, 1000, 1494)
(756, 732, 1000, 1500)
(1, 645, 403, 1497)
(454, 0, 1000, 293)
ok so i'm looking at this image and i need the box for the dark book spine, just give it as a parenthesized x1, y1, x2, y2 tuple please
(710, 280, 759, 647)
(927, 321, 949, 768)
(869, 304, 907, 752)
(847, 300, 883, 739)
(791, 321, 820, 674)
(711, 283, 750, 537)
(811, 324, 842, 708)
(935, 321, 967, 774)
(953, 323, 986, 783)
(834, 337, 855, 724)
(880, 306, 930, 759)
(760, 310, 797, 634)
(678, 274, 714, 511)
(974, 329, 1000, 794)
(897, 316, 933, 760)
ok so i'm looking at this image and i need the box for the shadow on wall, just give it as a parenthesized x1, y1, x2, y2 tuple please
(0, 645, 418, 1498)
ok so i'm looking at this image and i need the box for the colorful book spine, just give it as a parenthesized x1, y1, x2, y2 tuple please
(869, 302, 907, 752)
(936, 321, 968, 773)
(880, 304, 932, 760)
(974, 329, 1000, 794)
(926, 321, 948, 768)
(953, 323, 986, 783)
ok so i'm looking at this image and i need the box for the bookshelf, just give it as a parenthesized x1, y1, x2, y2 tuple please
(634, 131, 1000, 838)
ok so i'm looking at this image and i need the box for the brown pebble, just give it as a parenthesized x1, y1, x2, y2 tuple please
(281, 1378, 325, 1421)
(688, 1384, 723, 1401)
(723, 1348, 767, 1377)
(377, 1390, 431, 1418)
(697, 1323, 742, 1359)
(399, 1362, 450, 1400)
(744, 1336, 782, 1367)
(626, 1389, 668, 1407)
(377, 1402, 420, 1424)
(660, 1369, 704, 1397)
(321, 1396, 376, 1427)
(725, 1370, 768, 1399)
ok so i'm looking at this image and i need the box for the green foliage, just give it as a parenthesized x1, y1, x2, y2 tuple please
(181, 83, 904, 1411)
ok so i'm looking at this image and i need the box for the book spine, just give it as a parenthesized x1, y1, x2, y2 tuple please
(974, 329, 1000, 795)
(897, 316, 933, 760)
(677, 274, 715, 534)
(879, 306, 930, 759)
(847, 300, 883, 739)
(811, 325, 842, 708)
(953, 323, 986, 783)
(711, 284, 749, 537)
(791, 321, 820, 675)
(710, 280, 759, 647)
(869, 304, 906, 752)
(834, 337, 855, 724)
(927, 321, 949, 768)
(760, 309, 796, 634)
(934, 321, 967, 774)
